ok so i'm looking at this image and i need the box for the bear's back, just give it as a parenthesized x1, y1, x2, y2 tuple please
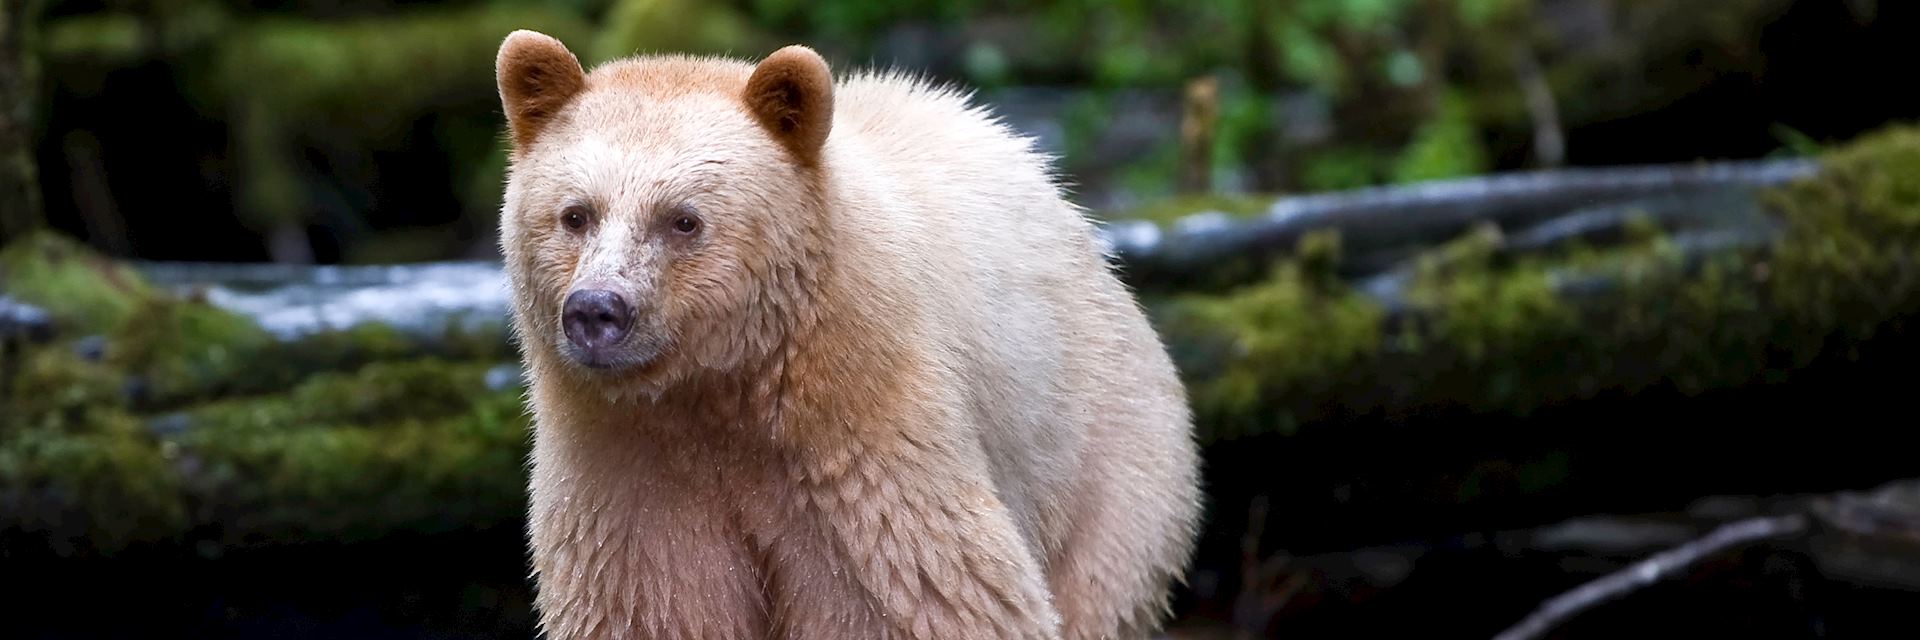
(823, 73, 1199, 630)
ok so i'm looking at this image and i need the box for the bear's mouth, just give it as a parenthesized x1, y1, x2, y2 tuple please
(560, 335, 664, 373)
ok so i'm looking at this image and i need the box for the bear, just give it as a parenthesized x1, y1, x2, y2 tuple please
(494, 30, 1203, 640)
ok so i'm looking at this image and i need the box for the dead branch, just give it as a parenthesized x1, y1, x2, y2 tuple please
(1105, 159, 1815, 290)
(1512, 42, 1564, 168)
(1492, 513, 1810, 640)
(1233, 496, 1309, 638)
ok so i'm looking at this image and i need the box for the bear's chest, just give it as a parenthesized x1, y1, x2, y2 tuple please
(528, 446, 779, 639)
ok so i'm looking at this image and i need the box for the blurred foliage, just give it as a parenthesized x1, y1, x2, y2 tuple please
(0, 0, 45, 245)
(23, 0, 1831, 260)
(1392, 91, 1489, 184)
(216, 7, 593, 231)
(3, 124, 1918, 555)
(596, 0, 761, 60)
(39, 0, 593, 256)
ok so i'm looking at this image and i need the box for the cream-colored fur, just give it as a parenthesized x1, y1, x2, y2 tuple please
(496, 31, 1201, 640)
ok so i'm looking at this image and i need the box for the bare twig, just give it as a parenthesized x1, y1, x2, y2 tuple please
(1233, 496, 1308, 638)
(1512, 43, 1564, 169)
(1492, 513, 1809, 640)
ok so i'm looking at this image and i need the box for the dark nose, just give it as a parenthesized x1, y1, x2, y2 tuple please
(562, 289, 633, 352)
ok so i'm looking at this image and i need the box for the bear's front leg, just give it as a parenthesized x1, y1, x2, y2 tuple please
(774, 430, 1062, 640)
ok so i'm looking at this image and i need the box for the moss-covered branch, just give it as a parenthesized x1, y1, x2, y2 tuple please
(1, 232, 526, 554)
(1108, 158, 1814, 292)
(1163, 126, 1920, 441)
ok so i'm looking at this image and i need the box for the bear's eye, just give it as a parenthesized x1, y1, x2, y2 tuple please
(560, 205, 591, 232)
(671, 209, 702, 235)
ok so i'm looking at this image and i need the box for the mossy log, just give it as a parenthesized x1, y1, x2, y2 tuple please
(1161, 127, 1920, 441)
(1, 232, 523, 555)
(1108, 158, 1815, 291)
(1, 126, 1917, 556)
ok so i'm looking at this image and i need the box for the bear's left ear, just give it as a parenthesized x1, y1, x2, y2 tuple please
(743, 45, 834, 163)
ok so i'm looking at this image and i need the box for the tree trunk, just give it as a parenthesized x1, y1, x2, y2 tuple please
(0, 0, 45, 246)
(1180, 75, 1218, 195)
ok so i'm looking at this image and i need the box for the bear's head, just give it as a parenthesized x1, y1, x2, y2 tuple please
(494, 31, 835, 396)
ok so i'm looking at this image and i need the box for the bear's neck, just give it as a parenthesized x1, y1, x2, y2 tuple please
(523, 365, 793, 637)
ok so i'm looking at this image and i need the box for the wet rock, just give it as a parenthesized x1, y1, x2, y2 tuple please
(1351, 548, 1419, 588)
(71, 334, 108, 362)
(132, 260, 511, 341)
(1530, 516, 1698, 556)
(120, 375, 150, 406)
(0, 295, 55, 343)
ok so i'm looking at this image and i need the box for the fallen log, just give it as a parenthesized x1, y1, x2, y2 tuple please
(1104, 158, 1814, 289)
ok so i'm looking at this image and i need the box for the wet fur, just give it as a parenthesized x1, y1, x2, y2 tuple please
(496, 31, 1202, 640)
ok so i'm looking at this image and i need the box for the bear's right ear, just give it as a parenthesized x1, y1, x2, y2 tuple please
(497, 30, 586, 151)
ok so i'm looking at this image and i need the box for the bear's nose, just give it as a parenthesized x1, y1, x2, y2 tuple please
(562, 289, 633, 352)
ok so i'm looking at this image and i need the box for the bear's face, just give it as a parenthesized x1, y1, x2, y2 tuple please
(495, 32, 835, 394)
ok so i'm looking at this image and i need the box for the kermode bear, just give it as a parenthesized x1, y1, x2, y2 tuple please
(495, 30, 1202, 639)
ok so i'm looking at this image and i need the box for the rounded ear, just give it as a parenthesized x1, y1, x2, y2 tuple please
(497, 30, 586, 150)
(743, 45, 834, 162)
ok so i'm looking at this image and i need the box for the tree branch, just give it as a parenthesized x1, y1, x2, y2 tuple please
(1104, 159, 1816, 290)
(1492, 513, 1810, 640)
(1512, 42, 1564, 168)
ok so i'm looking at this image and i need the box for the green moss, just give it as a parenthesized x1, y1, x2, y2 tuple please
(0, 238, 525, 552)
(1170, 123, 1920, 441)
(1105, 193, 1277, 225)
(134, 315, 516, 409)
(3, 346, 127, 434)
(184, 360, 499, 435)
(0, 426, 188, 555)
(175, 368, 530, 543)
(0, 234, 300, 407)
(1405, 226, 1579, 365)
(0, 345, 186, 554)
(108, 297, 274, 407)
(0, 231, 153, 332)
(2, 344, 528, 552)
(1767, 126, 1920, 336)
(1162, 234, 1384, 438)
